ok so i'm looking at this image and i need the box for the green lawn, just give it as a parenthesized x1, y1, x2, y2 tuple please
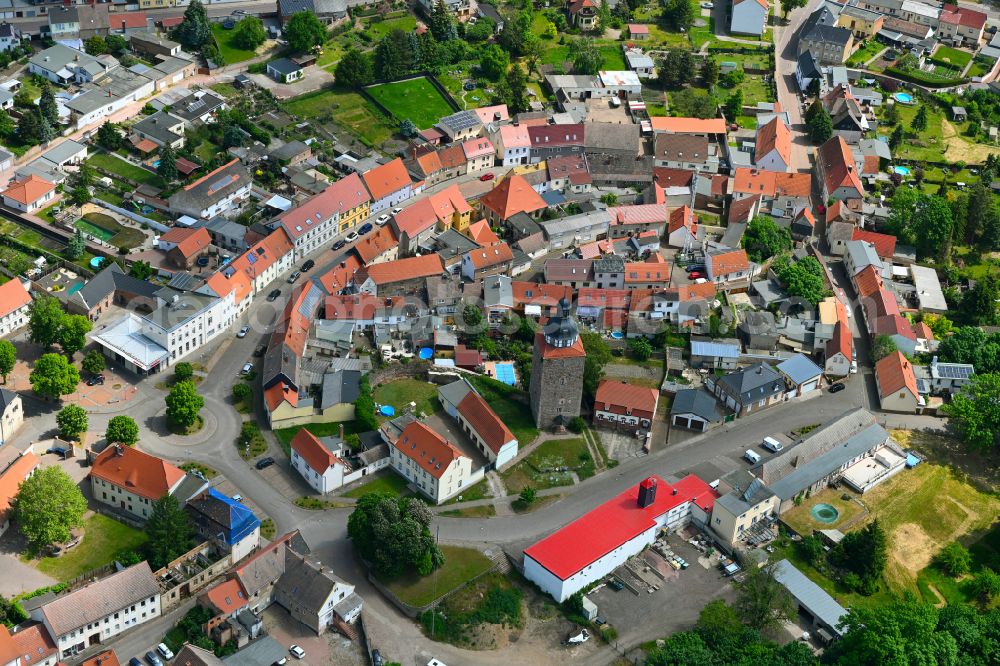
(967, 59, 992, 79)
(501, 437, 593, 494)
(930, 45, 973, 70)
(88, 153, 164, 189)
(876, 103, 946, 162)
(209, 82, 238, 98)
(540, 44, 627, 73)
(466, 375, 538, 446)
(211, 23, 259, 65)
(372, 378, 441, 419)
(740, 75, 774, 106)
(364, 15, 417, 41)
(366, 77, 454, 130)
(342, 471, 412, 498)
(32, 514, 148, 581)
(273, 420, 363, 455)
(846, 40, 885, 67)
(382, 544, 493, 607)
(282, 87, 394, 147)
(441, 478, 492, 505)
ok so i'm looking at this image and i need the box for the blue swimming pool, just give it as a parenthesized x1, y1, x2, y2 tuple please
(90, 257, 104, 269)
(610, 331, 624, 339)
(379, 405, 395, 417)
(494, 363, 516, 386)
(893, 92, 914, 104)
(418, 347, 433, 360)
(66, 281, 84, 295)
(893, 165, 911, 176)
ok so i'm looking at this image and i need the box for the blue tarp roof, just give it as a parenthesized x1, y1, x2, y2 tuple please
(207, 488, 261, 546)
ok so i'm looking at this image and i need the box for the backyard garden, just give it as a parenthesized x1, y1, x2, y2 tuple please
(366, 77, 456, 130)
(282, 86, 395, 147)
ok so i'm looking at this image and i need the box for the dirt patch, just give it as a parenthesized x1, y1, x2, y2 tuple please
(941, 119, 1000, 163)
(892, 523, 936, 573)
(926, 583, 946, 608)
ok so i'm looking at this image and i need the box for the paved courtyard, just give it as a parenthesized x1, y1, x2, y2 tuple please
(261, 605, 366, 666)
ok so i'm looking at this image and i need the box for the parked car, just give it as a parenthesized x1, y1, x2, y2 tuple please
(301, 259, 315, 272)
(232, 494, 243, 503)
(256, 457, 275, 470)
(850, 360, 858, 374)
(685, 264, 706, 273)
(333, 239, 347, 251)
(289, 645, 305, 660)
(287, 271, 301, 284)
(608, 578, 624, 591)
(145, 651, 164, 666)
(156, 644, 174, 661)
(358, 222, 374, 235)
(345, 231, 359, 242)
(479, 172, 495, 181)
(744, 449, 762, 464)
(828, 382, 846, 393)
(376, 214, 391, 226)
(267, 289, 281, 302)
(700, 1, 713, 6)
(688, 271, 705, 279)
(762, 436, 783, 453)
(372, 649, 384, 666)
(391, 207, 403, 215)
(86, 374, 105, 386)
(237, 325, 250, 338)
(129, 659, 143, 666)
(240, 363, 253, 376)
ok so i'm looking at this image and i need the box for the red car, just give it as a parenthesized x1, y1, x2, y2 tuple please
(479, 172, 495, 182)
(689, 271, 705, 279)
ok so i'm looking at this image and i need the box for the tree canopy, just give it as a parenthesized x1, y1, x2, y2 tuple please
(28, 296, 65, 350)
(830, 520, 887, 595)
(938, 326, 1000, 372)
(580, 332, 611, 398)
(106, 415, 140, 446)
(942, 373, 1000, 452)
(29, 353, 80, 400)
(0, 340, 14, 384)
(173, 0, 211, 51)
(231, 16, 266, 51)
(56, 404, 88, 441)
(334, 48, 373, 89)
(776, 256, 827, 306)
(285, 11, 327, 54)
(347, 492, 443, 577)
(12, 466, 87, 548)
(732, 560, 795, 633)
(166, 380, 204, 430)
(871, 334, 898, 362)
(743, 215, 791, 262)
(144, 494, 195, 569)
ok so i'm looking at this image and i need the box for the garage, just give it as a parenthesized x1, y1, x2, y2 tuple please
(670, 389, 728, 433)
(672, 414, 707, 432)
(777, 354, 824, 397)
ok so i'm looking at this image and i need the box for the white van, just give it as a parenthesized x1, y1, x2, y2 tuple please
(762, 436, 783, 453)
(744, 449, 761, 464)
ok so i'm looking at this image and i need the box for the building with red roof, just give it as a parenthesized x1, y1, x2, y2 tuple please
(158, 226, 211, 269)
(462, 136, 495, 174)
(353, 224, 399, 265)
(568, 0, 599, 28)
(667, 205, 699, 248)
(593, 380, 659, 428)
(388, 421, 475, 504)
(357, 254, 444, 296)
(938, 4, 986, 45)
(707, 248, 752, 284)
(1, 174, 55, 213)
(851, 228, 896, 260)
(362, 158, 416, 213)
(875, 351, 923, 413)
(755, 116, 792, 172)
(278, 173, 371, 258)
(817, 136, 863, 202)
(88, 445, 190, 521)
(650, 117, 727, 136)
(0, 449, 37, 537)
(524, 474, 718, 601)
(289, 429, 348, 495)
(511, 281, 572, 317)
(438, 378, 518, 467)
(478, 174, 547, 224)
(0, 278, 32, 338)
(626, 23, 649, 39)
(462, 242, 513, 281)
(607, 203, 667, 239)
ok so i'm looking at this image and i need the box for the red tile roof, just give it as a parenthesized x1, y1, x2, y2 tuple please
(728, 194, 760, 224)
(203, 578, 248, 616)
(453, 344, 483, 368)
(0, 451, 37, 524)
(608, 203, 666, 227)
(650, 117, 727, 134)
(280, 173, 371, 240)
(466, 242, 513, 270)
(624, 261, 670, 284)
(523, 475, 717, 580)
(511, 281, 571, 310)
(536, 330, 587, 360)
(89, 446, 185, 501)
(161, 226, 211, 259)
(478, 174, 547, 220)
(414, 149, 442, 176)
(595, 380, 658, 415)
(627, 23, 649, 33)
(710, 249, 749, 275)
(290, 428, 342, 475)
(652, 167, 695, 188)
(875, 313, 916, 340)
(875, 351, 919, 400)
(0, 278, 31, 319)
(852, 229, 896, 259)
(2, 174, 54, 205)
(819, 136, 863, 197)
(264, 382, 295, 411)
(0, 626, 17, 666)
(361, 254, 443, 285)
(113, 11, 148, 29)
(914, 321, 934, 341)
(362, 158, 412, 201)
(317, 254, 362, 293)
(853, 265, 884, 299)
(78, 650, 121, 666)
(353, 224, 398, 264)
(438, 144, 467, 170)
(466, 219, 500, 246)
(577, 287, 631, 310)
(457, 391, 515, 452)
(527, 123, 584, 148)
(826, 320, 853, 361)
(393, 421, 465, 480)
(668, 205, 696, 235)
(940, 5, 986, 28)
(755, 116, 792, 167)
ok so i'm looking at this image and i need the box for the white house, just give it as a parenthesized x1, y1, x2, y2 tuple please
(1, 175, 55, 213)
(706, 248, 752, 284)
(754, 116, 792, 172)
(388, 421, 478, 504)
(493, 124, 531, 166)
(88, 445, 189, 520)
(523, 475, 717, 601)
(731, 0, 768, 36)
(290, 429, 347, 494)
(438, 379, 518, 468)
(267, 58, 303, 83)
(30, 562, 161, 659)
(168, 159, 252, 220)
(0, 278, 32, 338)
(0, 24, 21, 53)
(362, 158, 415, 213)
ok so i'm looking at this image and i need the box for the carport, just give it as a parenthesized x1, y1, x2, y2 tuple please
(772, 559, 847, 641)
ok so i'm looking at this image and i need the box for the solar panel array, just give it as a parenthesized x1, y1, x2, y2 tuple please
(936, 364, 973, 380)
(441, 110, 480, 132)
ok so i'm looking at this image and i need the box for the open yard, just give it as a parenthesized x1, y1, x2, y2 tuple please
(88, 152, 164, 189)
(382, 544, 493, 608)
(501, 436, 593, 494)
(29, 514, 148, 581)
(282, 87, 394, 147)
(75, 212, 146, 250)
(930, 45, 973, 70)
(466, 375, 538, 446)
(373, 378, 441, 420)
(779, 487, 867, 536)
(211, 23, 260, 65)
(366, 77, 454, 130)
(540, 43, 627, 73)
(364, 15, 417, 41)
(846, 40, 886, 67)
(273, 420, 363, 455)
(341, 470, 412, 498)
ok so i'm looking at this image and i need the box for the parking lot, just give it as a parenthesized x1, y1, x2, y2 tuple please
(589, 534, 736, 646)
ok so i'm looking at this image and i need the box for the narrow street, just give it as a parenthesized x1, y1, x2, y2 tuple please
(773, 0, 824, 173)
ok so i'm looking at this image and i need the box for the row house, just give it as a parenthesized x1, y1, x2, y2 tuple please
(731, 168, 812, 220)
(706, 248, 753, 285)
(363, 158, 417, 213)
(593, 380, 659, 429)
(607, 204, 667, 239)
(462, 242, 514, 281)
(357, 254, 445, 297)
(667, 205, 700, 249)
(547, 153, 593, 194)
(0, 279, 31, 338)
(277, 173, 371, 259)
(492, 124, 531, 166)
(393, 184, 472, 254)
(654, 133, 719, 173)
(479, 174, 547, 224)
(389, 421, 476, 504)
(817, 136, 864, 203)
(463, 137, 495, 174)
(527, 123, 584, 164)
(755, 116, 792, 173)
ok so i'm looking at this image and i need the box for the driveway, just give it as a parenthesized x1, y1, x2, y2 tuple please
(0, 531, 56, 597)
(247, 67, 335, 100)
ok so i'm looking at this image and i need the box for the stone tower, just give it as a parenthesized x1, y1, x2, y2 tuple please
(529, 298, 587, 429)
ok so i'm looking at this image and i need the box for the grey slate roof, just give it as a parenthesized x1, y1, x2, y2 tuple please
(438, 377, 474, 409)
(170, 90, 226, 124)
(715, 469, 774, 516)
(319, 369, 361, 409)
(584, 122, 641, 154)
(168, 160, 251, 216)
(776, 353, 823, 385)
(41, 139, 86, 166)
(268, 58, 302, 77)
(39, 562, 158, 637)
(132, 111, 184, 145)
(271, 140, 310, 162)
(671, 388, 728, 423)
(717, 363, 784, 403)
(773, 559, 848, 635)
(69, 262, 159, 311)
(846, 239, 882, 271)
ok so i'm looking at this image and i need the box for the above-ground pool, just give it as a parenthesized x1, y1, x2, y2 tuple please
(90, 257, 104, 269)
(610, 331, 625, 339)
(418, 347, 433, 360)
(810, 503, 840, 524)
(892, 165, 911, 176)
(378, 405, 395, 417)
(494, 362, 516, 386)
(893, 92, 914, 104)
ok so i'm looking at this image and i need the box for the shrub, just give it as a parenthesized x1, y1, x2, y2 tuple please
(232, 382, 252, 403)
(568, 416, 586, 433)
(936, 542, 972, 577)
(174, 362, 193, 381)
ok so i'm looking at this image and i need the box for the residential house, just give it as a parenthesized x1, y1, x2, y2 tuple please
(0, 446, 37, 536)
(608, 204, 667, 239)
(353, 225, 399, 265)
(739, 310, 779, 349)
(706, 248, 752, 285)
(89, 445, 201, 521)
(667, 205, 700, 249)
(438, 379, 518, 468)
(584, 122, 642, 161)
(492, 124, 532, 166)
(436, 110, 483, 142)
(623, 46, 655, 78)
(816, 136, 863, 202)
(463, 137, 495, 174)
(437, 144, 468, 181)
(462, 242, 514, 281)
(278, 0, 350, 23)
(777, 353, 824, 396)
(845, 240, 883, 277)
(477, 3, 505, 31)
(795, 51, 823, 92)
(791, 208, 816, 241)
(30, 562, 160, 659)
(798, 5, 854, 65)
(568, 0, 599, 29)
(28, 45, 113, 85)
(546, 154, 592, 194)
(0, 279, 31, 338)
(593, 380, 659, 430)
(712, 362, 786, 416)
(131, 111, 186, 149)
(357, 254, 444, 296)
(731, 168, 812, 218)
(653, 134, 719, 173)
(388, 421, 476, 504)
(731, 0, 768, 36)
(874, 351, 922, 412)
(362, 158, 415, 213)
(1, 175, 55, 214)
(528, 123, 585, 164)
(0, 24, 20, 53)
(822, 85, 870, 143)
(937, 5, 987, 45)
(277, 174, 367, 259)
(689, 337, 740, 370)
(755, 117, 792, 172)
(170, 91, 227, 126)
(825, 220, 855, 256)
(289, 429, 352, 495)
(129, 32, 182, 59)
(267, 58, 303, 83)
(927, 356, 974, 394)
(184, 486, 261, 563)
(836, 5, 885, 39)
(670, 388, 729, 432)
(168, 160, 252, 220)
(156, 226, 211, 269)
(46, 5, 110, 41)
(708, 470, 779, 551)
(479, 174, 547, 224)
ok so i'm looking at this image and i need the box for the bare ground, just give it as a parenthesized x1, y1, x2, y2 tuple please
(941, 119, 1000, 163)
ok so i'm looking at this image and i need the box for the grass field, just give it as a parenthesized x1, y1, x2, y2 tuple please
(211, 23, 259, 65)
(31, 514, 148, 581)
(779, 488, 866, 536)
(75, 212, 146, 250)
(501, 437, 593, 494)
(540, 44, 628, 72)
(442, 478, 492, 505)
(342, 471, 412, 498)
(365, 15, 417, 41)
(88, 153, 164, 189)
(383, 544, 493, 607)
(466, 375, 538, 446)
(930, 45, 973, 70)
(846, 40, 886, 67)
(366, 78, 455, 129)
(877, 103, 946, 162)
(440, 505, 497, 518)
(372, 378, 441, 419)
(283, 87, 394, 147)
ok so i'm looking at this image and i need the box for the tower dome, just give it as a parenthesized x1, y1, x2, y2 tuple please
(544, 298, 579, 348)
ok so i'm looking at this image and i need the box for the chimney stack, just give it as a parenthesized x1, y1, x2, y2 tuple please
(638, 477, 657, 508)
(339, 423, 345, 440)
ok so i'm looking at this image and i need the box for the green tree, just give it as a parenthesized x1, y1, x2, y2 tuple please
(39, 116, 54, 144)
(428, 0, 457, 41)
(12, 467, 87, 549)
(830, 520, 887, 594)
(285, 11, 327, 53)
(935, 542, 972, 577)
(968, 568, 1000, 605)
(82, 349, 105, 376)
(498, 10, 534, 58)
(505, 64, 530, 115)
(334, 48, 372, 89)
(58, 314, 92, 357)
(38, 83, 58, 126)
(942, 373, 1000, 452)
(17, 107, 41, 145)
(884, 100, 900, 125)
(0, 339, 14, 384)
(780, 0, 807, 18)
(702, 56, 719, 87)
(96, 121, 123, 150)
(912, 104, 928, 132)
(29, 353, 79, 400)
(580, 331, 611, 398)
(480, 43, 509, 80)
(826, 600, 957, 664)
(658, 49, 696, 89)
(354, 375, 379, 431)
(144, 494, 195, 569)
(808, 106, 833, 143)
(600, 193, 618, 206)
(460, 303, 484, 334)
(105, 34, 128, 54)
(157, 144, 178, 182)
(84, 35, 107, 55)
(725, 88, 744, 119)
(231, 15, 266, 50)
(572, 38, 603, 75)
(776, 257, 827, 305)
(174, 0, 211, 50)
(70, 186, 90, 207)
(662, 0, 694, 29)
(733, 560, 796, 632)
(961, 275, 998, 325)
(629, 336, 653, 361)
(56, 404, 88, 441)
(398, 119, 417, 137)
(742, 215, 791, 262)
(106, 415, 139, 446)
(0, 108, 14, 139)
(232, 382, 252, 403)
(373, 28, 411, 80)
(174, 362, 194, 381)
(912, 195, 953, 261)
(66, 229, 86, 260)
(129, 260, 152, 280)
(0, 595, 28, 627)
(166, 380, 204, 431)
(871, 334, 898, 362)
(346, 492, 444, 577)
